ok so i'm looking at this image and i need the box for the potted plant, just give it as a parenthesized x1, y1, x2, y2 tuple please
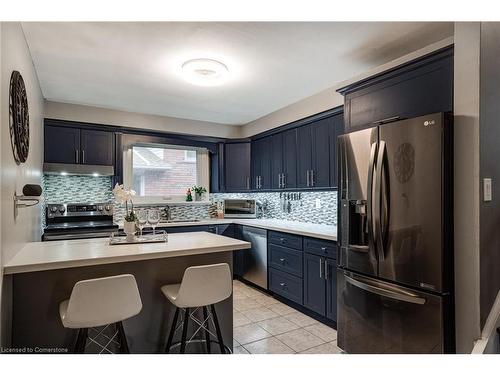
(192, 186, 207, 201)
(113, 183, 137, 240)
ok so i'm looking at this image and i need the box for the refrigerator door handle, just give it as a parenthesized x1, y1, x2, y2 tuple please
(367, 142, 378, 257)
(345, 274, 426, 305)
(374, 140, 386, 261)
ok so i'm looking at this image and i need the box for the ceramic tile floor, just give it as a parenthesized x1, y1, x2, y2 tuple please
(232, 280, 342, 354)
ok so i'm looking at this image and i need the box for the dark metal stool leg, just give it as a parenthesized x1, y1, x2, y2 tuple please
(165, 307, 180, 353)
(180, 308, 190, 354)
(116, 322, 130, 353)
(210, 304, 225, 354)
(202, 306, 211, 354)
(73, 328, 88, 353)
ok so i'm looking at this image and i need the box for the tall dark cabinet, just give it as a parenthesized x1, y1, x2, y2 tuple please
(251, 137, 271, 190)
(224, 142, 251, 192)
(282, 128, 298, 189)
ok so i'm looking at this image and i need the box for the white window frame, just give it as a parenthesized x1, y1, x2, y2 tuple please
(123, 143, 210, 204)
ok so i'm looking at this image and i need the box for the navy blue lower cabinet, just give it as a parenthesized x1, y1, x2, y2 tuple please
(166, 225, 210, 233)
(269, 268, 303, 305)
(303, 253, 326, 315)
(325, 257, 337, 321)
(269, 244, 303, 277)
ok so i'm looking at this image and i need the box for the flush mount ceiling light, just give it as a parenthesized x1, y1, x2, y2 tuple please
(181, 58, 229, 87)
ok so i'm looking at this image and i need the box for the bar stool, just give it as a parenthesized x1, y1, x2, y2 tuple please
(162, 263, 232, 354)
(59, 274, 142, 353)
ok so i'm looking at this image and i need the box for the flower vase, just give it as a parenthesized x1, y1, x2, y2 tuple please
(123, 221, 136, 241)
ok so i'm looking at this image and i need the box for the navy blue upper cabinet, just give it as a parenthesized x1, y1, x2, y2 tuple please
(297, 125, 313, 188)
(251, 137, 271, 190)
(297, 117, 332, 188)
(329, 113, 343, 188)
(270, 133, 284, 189)
(224, 142, 251, 192)
(282, 129, 298, 189)
(80, 129, 115, 165)
(338, 46, 453, 131)
(311, 118, 330, 188)
(44, 125, 114, 166)
(44, 125, 81, 164)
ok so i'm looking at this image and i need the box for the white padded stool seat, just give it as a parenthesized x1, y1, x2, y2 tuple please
(60, 274, 142, 329)
(161, 263, 232, 308)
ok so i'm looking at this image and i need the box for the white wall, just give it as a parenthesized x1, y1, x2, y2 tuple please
(44, 100, 241, 139)
(453, 22, 481, 353)
(0, 22, 45, 347)
(240, 37, 454, 138)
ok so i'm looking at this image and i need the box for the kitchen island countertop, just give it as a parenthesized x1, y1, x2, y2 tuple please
(3, 232, 250, 275)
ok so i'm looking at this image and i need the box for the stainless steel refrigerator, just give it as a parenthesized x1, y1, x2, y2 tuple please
(336, 112, 454, 354)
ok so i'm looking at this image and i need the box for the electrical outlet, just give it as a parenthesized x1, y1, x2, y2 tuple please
(484, 178, 492, 202)
(315, 198, 321, 209)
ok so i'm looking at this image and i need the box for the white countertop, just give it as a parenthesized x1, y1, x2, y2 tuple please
(151, 218, 337, 242)
(3, 232, 250, 275)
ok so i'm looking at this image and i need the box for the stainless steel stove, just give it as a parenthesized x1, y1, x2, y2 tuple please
(43, 202, 118, 241)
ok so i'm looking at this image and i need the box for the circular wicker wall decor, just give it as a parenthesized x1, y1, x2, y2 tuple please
(9, 70, 30, 164)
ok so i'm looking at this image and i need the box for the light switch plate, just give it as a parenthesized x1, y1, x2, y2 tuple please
(315, 198, 321, 209)
(484, 178, 492, 202)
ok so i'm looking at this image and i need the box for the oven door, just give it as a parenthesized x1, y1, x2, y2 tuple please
(337, 269, 445, 354)
(42, 227, 118, 241)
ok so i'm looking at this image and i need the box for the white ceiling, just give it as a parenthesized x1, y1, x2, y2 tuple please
(22, 22, 453, 125)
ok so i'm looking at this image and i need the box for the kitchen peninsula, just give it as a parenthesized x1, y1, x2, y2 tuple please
(3, 232, 250, 353)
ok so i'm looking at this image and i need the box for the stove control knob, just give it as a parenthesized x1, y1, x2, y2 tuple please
(59, 206, 66, 213)
(50, 206, 58, 213)
(105, 205, 111, 211)
(97, 205, 104, 211)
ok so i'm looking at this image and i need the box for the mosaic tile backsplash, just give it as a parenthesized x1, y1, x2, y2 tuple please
(42, 175, 337, 227)
(43, 175, 114, 204)
(211, 191, 337, 226)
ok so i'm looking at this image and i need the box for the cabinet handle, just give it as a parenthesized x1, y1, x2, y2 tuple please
(306, 170, 310, 187)
(278, 173, 282, 188)
(321, 246, 327, 252)
(310, 170, 315, 187)
(280, 237, 285, 243)
(255, 176, 259, 189)
(319, 258, 324, 279)
(324, 259, 329, 280)
(246, 176, 250, 190)
(279, 282, 286, 288)
(279, 258, 285, 263)
(75, 149, 79, 163)
(282, 173, 286, 188)
(82, 150, 85, 164)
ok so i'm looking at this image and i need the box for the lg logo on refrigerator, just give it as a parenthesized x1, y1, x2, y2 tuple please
(424, 120, 436, 127)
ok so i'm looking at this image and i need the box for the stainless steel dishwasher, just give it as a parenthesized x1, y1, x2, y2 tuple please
(241, 226, 268, 289)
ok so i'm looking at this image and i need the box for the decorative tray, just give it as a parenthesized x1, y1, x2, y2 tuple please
(109, 230, 168, 245)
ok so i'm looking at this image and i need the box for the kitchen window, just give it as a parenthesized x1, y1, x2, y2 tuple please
(123, 144, 210, 203)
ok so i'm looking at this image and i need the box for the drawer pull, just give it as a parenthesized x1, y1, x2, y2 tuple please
(279, 258, 285, 263)
(321, 246, 327, 252)
(280, 238, 285, 242)
(279, 282, 286, 288)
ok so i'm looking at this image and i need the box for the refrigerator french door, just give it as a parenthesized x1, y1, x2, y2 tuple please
(337, 112, 454, 353)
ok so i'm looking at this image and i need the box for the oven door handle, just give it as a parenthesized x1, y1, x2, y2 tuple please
(345, 274, 426, 305)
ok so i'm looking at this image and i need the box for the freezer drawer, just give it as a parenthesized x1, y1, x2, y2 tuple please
(337, 269, 448, 354)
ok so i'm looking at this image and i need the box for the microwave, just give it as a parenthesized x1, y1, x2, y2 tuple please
(223, 199, 257, 218)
